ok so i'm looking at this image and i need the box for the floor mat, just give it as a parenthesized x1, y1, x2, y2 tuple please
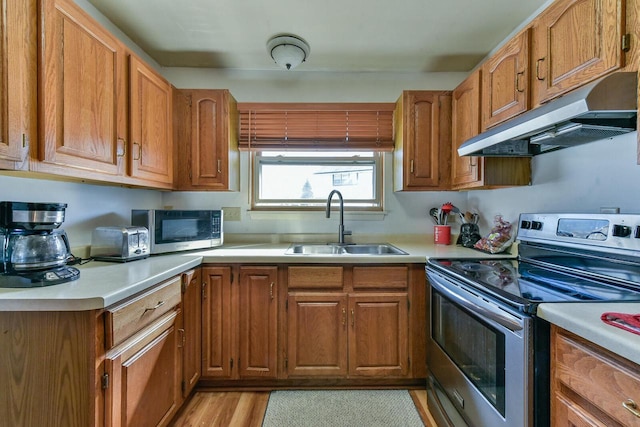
(261, 389, 424, 427)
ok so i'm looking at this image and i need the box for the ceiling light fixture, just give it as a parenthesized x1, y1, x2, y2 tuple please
(267, 34, 310, 70)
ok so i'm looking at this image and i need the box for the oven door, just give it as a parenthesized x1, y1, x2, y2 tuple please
(427, 268, 533, 427)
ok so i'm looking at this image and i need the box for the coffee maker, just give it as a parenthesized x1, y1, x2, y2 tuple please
(0, 201, 80, 287)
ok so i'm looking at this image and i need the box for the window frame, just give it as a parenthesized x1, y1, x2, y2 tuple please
(250, 151, 384, 211)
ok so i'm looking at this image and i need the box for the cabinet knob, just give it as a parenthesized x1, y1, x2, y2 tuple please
(133, 142, 142, 160)
(515, 71, 525, 93)
(623, 399, 640, 418)
(536, 58, 546, 81)
(143, 300, 165, 314)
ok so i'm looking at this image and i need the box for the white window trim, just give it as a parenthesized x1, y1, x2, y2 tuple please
(250, 151, 385, 211)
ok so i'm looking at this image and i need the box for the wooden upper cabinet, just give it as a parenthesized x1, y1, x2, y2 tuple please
(531, 0, 625, 107)
(129, 55, 174, 186)
(0, 0, 35, 170)
(452, 70, 531, 190)
(452, 70, 483, 188)
(393, 91, 452, 191)
(37, 0, 127, 178)
(174, 89, 239, 191)
(482, 29, 530, 130)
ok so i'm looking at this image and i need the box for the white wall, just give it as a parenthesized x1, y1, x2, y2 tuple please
(468, 132, 640, 230)
(162, 153, 467, 239)
(0, 175, 162, 247)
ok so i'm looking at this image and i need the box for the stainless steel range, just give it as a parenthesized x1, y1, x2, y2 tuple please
(426, 213, 640, 427)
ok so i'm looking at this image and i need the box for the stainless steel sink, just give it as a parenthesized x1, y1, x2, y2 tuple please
(285, 243, 408, 255)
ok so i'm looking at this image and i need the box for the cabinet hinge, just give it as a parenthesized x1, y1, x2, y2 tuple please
(285, 358, 288, 369)
(181, 380, 186, 393)
(407, 300, 410, 310)
(622, 34, 631, 52)
(230, 358, 234, 369)
(230, 273, 234, 284)
(101, 373, 109, 390)
(202, 282, 207, 300)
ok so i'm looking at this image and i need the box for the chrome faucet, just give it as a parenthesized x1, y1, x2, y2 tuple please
(326, 190, 351, 244)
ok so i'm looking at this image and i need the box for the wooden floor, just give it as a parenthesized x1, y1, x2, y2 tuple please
(170, 389, 437, 426)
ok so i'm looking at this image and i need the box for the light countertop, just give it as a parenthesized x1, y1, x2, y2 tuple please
(537, 302, 640, 365)
(0, 238, 506, 312)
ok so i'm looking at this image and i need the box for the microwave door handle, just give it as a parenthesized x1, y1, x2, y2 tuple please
(430, 275, 523, 332)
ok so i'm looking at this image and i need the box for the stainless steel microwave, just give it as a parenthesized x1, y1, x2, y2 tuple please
(131, 209, 223, 254)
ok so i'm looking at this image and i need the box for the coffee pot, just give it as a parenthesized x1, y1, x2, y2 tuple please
(0, 201, 79, 287)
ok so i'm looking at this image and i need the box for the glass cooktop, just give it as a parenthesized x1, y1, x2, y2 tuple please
(428, 258, 640, 313)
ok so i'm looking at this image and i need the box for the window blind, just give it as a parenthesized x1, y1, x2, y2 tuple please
(238, 103, 395, 151)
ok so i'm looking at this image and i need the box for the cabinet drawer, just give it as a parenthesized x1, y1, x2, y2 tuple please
(353, 266, 408, 289)
(106, 276, 181, 348)
(288, 266, 343, 289)
(554, 330, 640, 426)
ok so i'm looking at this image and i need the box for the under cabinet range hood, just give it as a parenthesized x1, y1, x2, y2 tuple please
(458, 72, 638, 157)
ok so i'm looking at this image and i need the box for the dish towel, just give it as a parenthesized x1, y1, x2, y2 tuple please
(601, 312, 640, 335)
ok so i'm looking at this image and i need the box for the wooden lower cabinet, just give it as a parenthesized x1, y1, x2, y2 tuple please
(201, 265, 278, 380)
(287, 293, 349, 377)
(551, 326, 640, 426)
(105, 311, 181, 427)
(0, 310, 103, 427)
(286, 291, 408, 378)
(286, 265, 413, 379)
(180, 268, 202, 398)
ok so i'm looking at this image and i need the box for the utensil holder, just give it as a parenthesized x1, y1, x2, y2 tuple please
(434, 225, 451, 245)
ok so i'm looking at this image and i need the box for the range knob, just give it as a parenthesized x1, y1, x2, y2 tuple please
(612, 224, 632, 238)
(520, 220, 531, 229)
(531, 221, 543, 230)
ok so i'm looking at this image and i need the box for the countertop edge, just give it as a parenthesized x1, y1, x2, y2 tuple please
(537, 302, 640, 366)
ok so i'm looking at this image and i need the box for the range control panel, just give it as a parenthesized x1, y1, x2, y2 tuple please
(517, 213, 640, 254)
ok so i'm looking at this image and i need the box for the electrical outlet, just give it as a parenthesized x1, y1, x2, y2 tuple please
(223, 207, 241, 221)
(600, 207, 620, 214)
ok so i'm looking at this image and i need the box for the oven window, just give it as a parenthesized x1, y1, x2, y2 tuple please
(432, 290, 506, 416)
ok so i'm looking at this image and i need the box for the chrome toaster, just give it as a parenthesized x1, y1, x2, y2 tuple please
(90, 226, 150, 262)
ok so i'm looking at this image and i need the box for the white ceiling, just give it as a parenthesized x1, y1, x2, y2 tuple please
(87, 0, 550, 73)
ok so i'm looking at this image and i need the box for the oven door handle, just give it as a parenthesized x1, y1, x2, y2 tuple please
(431, 275, 524, 332)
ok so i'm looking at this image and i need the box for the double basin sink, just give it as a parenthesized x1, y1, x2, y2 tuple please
(285, 243, 408, 256)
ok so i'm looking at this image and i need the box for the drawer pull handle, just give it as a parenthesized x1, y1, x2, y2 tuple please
(144, 300, 165, 314)
(623, 399, 640, 418)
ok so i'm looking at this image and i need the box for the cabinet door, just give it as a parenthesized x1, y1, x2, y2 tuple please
(395, 91, 452, 190)
(452, 70, 532, 189)
(287, 293, 348, 377)
(482, 29, 530, 130)
(0, 0, 35, 168)
(129, 55, 173, 185)
(532, 0, 623, 106)
(180, 268, 201, 398)
(238, 266, 278, 378)
(201, 266, 233, 378)
(452, 70, 482, 188)
(106, 311, 180, 427)
(38, 0, 126, 177)
(348, 293, 408, 377)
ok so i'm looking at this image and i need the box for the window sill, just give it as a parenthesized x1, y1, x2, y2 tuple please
(247, 210, 387, 221)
